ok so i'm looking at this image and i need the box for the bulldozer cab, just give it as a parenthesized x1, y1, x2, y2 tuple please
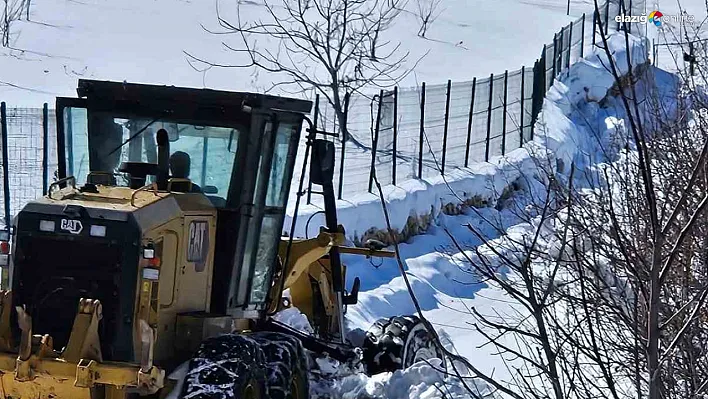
(53, 79, 312, 317)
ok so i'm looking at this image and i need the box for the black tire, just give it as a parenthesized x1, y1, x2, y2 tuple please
(361, 315, 446, 375)
(251, 331, 309, 399)
(180, 334, 267, 399)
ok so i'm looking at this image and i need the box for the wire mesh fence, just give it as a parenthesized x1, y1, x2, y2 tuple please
(304, 7, 604, 200)
(652, 38, 708, 74)
(0, 103, 56, 229)
(593, 0, 648, 40)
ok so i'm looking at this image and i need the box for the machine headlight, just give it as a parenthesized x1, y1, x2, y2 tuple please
(90, 225, 107, 237)
(143, 243, 155, 259)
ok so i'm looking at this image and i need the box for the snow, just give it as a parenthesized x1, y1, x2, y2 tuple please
(329, 362, 489, 399)
(2, 0, 581, 108)
(272, 306, 315, 335)
(274, 305, 493, 399)
(343, 210, 533, 380)
(286, 149, 536, 240)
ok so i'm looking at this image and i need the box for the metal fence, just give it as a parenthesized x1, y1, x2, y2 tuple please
(301, 5, 612, 200)
(0, 104, 56, 229)
(652, 37, 708, 74)
(0, 0, 647, 225)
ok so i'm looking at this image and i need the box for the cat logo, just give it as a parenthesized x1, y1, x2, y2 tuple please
(187, 221, 209, 271)
(60, 219, 83, 235)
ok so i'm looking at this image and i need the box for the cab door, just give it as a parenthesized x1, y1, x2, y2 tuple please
(55, 97, 89, 185)
(180, 215, 216, 309)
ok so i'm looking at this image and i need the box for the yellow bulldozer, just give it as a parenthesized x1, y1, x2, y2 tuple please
(0, 80, 444, 398)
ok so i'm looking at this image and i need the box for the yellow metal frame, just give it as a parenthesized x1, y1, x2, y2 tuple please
(0, 201, 393, 398)
(270, 229, 395, 334)
(0, 291, 165, 399)
(166, 178, 194, 192)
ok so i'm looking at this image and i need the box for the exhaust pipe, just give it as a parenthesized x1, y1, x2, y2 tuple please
(156, 129, 170, 190)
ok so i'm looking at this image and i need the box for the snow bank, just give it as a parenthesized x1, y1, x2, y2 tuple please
(552, 33, 649, 108)
(535, 32, 651, 171)
(311, 355, 489, 399)
(286, 148, 535, 242)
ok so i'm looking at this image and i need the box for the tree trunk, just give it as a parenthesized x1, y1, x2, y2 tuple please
(3, 0, 9, 48)
(331, 90, 366, 149)
(332, 92, 349, 143)
(536, 307, 565, 399)
(648, 237, 663, 399)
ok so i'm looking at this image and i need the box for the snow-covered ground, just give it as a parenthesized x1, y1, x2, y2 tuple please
(2, 0, 582, 107)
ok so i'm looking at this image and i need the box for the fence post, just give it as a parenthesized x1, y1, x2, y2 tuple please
(485, 74, 493, 162)
(501, 71, 508, 155)
(0, 103, 9, 231)
(552, 33, 558, 81)
(652, 38, 656, 64)
(581, 13, 585, 58)
(592, 8, 597, 46)
(566, 0, 570, 15)
(567, 22, 573, 69)
(392, 87, 398, 186)
(651, 38, 659, 65)
(520, 66, 525, 146)
(465, 78, 476, 167)
(617, 0, 622, 31)
(557, 28, 564, 74)
(369, 90, 384, 193)
(418, 83, 426, 179)
(604, 0, 610, 35)
(307, 94, 319, 204)
(338, 93, 349, 199)
(442, 79, 451, 174)
(541, 46, 548, 92)
(531, 54, 545, 140)
(42, 103, 49, 196)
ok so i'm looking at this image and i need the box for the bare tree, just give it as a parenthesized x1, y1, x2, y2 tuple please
(1, 0, 30, 47)
(409, 5, 708, 398)
(415, 0, 441, 38)
(188, 0, 420, 147)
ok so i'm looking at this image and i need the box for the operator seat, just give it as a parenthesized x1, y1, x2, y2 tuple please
(168, 151, 202, 193)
